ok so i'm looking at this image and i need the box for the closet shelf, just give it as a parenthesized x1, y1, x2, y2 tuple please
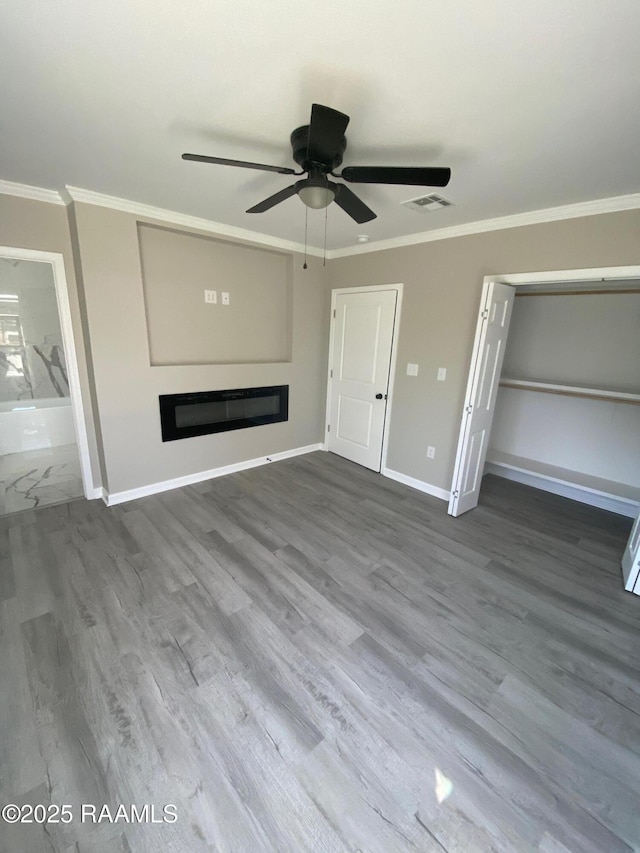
(499, 378, 640, 405)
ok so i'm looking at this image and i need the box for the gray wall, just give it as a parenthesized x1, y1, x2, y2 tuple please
(490, 389, 640, 489)
(0, 194, 101, 487)
(327, 209, 640, 493)
(138, 224, 293, 366)
(71, 202, 329, 495)
(503, 290, 640, 392)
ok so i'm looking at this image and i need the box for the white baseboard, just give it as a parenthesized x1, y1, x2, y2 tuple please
(102, 443, 323, 507)
(86, 486, 103, 500)
(485, 461, 639, 518)
(382, 467, 450, 501)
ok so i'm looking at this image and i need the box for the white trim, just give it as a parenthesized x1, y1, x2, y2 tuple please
(0, 245, 97, 499)
(328, 193, 640, 259)
(485, 461, 639, 519)
(102, 443, 322, 506)
(0, 179, 65, 206)
(3, 178, 639, 256)
(325, 283, 404, 473)
(63, 185, 324, 258)
(491, 265, 640, 286)
(383, 467, 450, 502)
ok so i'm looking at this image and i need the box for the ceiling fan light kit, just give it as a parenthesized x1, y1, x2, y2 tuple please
(296, 177, 335, 210)
(182, 103, 451, 225)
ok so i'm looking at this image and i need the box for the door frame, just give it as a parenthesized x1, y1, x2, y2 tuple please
(449, 263, 640, 512)
(324, 283, 403, 473)
(0, 245, 96, 500)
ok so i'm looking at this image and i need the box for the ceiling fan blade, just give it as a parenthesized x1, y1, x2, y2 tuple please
(182, 153, 296, 175)
(306, 104, 350, 164)
(340, 166, 451, 187)
(333, 184, 376, 224)
(246, 183, 299, 214)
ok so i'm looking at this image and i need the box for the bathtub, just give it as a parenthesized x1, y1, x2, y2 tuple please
(0, 397, 77, 455)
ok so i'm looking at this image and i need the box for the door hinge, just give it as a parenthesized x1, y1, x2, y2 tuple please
(466, 405, 473, 414)
(333, 309, 336, 318)
(330, 369, 333, 378)
(453, 489, 459, 498)
(327, 424, 330, 432)
(481, 309, 489, 319)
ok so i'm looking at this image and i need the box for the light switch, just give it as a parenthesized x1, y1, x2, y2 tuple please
(407, 363, 419, 376)
(222, 291, 230, 305)
(437, 367, 447, 381)
(204, 289, 217, 304)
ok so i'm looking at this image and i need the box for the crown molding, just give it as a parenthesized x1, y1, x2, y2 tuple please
(0, 179, 65, 206)
(5, 178, 638, 261)
(63, 186, 324, 257)
(326, 192, 640, 259)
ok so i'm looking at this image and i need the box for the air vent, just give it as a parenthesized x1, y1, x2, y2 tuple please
(401, 193, 454, 213)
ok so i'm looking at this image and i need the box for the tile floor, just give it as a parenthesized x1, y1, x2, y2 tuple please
(0, 443, 83, 515)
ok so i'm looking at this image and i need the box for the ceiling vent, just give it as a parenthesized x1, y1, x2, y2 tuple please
(402, 193, 454, 213)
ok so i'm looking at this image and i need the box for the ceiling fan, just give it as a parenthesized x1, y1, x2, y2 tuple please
(182, 104, 451, 224)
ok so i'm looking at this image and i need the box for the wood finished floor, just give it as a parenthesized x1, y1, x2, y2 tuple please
(0, 451, 638, 853)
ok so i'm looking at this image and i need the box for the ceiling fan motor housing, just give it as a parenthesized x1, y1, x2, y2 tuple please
(290, 125, 346, 171)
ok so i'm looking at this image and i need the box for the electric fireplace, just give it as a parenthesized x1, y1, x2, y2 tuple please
(159, 385, 288, 442)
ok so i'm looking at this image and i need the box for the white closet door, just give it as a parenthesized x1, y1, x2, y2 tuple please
(448, 281, 515, 516)
(622, 509, 640, 594)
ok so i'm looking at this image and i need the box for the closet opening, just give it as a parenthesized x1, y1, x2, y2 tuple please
(448, 266, 640, 592)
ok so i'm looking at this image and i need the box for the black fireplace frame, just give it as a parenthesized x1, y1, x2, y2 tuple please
(159, 385, 289, 442)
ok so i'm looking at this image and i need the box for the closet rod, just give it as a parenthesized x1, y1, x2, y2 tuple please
(499, 379, 640, 406)
(515, 288, 640, 298)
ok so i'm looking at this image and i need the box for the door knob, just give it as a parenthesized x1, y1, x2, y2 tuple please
(375, 393, 384, 399)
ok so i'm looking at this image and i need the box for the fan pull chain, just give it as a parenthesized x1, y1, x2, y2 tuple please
(323, 204, 328, 267)
(303, 206, 308, 270)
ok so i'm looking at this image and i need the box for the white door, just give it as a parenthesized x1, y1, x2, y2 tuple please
(328, 289, 397, 472)
(622, 509, 640, 594)
(448, 281, 515, 516)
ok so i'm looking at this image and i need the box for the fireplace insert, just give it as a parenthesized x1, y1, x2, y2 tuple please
(159, 385, 288, 442)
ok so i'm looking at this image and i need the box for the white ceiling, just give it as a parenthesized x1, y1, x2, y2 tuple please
(2, 0, 640, 250)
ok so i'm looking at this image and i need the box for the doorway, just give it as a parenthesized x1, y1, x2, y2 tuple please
(0, 246, 93, 514)
(325, 285, 402, 472)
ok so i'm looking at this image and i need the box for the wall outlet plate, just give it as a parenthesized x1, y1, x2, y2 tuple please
(437, 367, 447, 381)
(427, 445, 436, 459)
(222, 291, 230, 305)
(407, 363, 419, 376)
(204, 289, 217, 304)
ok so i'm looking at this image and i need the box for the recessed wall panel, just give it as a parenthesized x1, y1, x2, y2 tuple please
(138, 223, 292, 365)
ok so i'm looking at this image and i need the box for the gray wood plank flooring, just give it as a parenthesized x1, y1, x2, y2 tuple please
(1, 451, 638, 852)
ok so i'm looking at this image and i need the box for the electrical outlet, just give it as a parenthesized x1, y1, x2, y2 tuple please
(221, 291, 230, 305)
(407, 363, 419, 376)
(427, 445, 436, 459)
(204, 289, 217, 304)
(437, 367, 447, 381)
